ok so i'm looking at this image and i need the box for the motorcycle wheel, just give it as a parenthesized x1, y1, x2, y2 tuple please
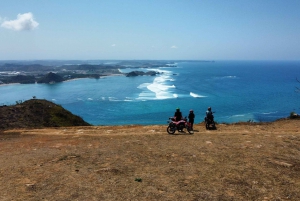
(205, 122, 209, 130)
(212, 123, 216, 129)
(167, 125, 176, 134)
(186, 125, 193, 134)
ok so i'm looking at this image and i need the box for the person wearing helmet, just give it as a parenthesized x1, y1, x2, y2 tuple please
(206, 107, 214, 121)
(188, 109, 195, 130)
(174, 108, 182, 122)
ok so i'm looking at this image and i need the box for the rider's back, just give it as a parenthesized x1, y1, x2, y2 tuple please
(174, 111, 182, 121)
(206, 110, 213, 120)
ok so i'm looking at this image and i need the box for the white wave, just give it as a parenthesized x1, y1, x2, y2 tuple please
(213, 75, 237, 80)
(261, 111, 278, 115)
(147, 68, 172, 74)
(137, 83, 151, 89)
(173, 94, 178, 98)
(124, 97, 133, 101)
(88, 98, 93, 101)
(136, 69, 177, 100)
(147, 82, 176, 99)
(108, 97, 117, 101)
(224, 76, 236, 79)
(190, 92, 206, 98)
(101, 97, 105, 100)
(232, 114, 245, 117)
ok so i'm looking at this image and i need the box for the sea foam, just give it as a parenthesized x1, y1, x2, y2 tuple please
(190, 92, 206, 98)
(137, 69, 176, 100)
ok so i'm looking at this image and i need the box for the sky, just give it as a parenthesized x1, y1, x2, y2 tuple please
(0, 0, 300, 60)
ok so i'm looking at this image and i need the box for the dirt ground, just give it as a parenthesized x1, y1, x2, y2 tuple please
(1, 119, 299, 201)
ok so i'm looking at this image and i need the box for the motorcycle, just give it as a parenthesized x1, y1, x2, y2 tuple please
(204, 112, 216, 130)
(167, 117, 193, 134)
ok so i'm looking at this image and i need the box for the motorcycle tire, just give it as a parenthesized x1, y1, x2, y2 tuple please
(167, 125, 176, 134)
(205, 123, 209, 130)
(186, 125, 193, 134)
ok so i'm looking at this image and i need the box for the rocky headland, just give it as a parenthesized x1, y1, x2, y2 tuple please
(0, 99, 90, 129)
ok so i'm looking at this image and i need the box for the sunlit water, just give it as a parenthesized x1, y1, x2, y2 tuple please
(0, 61, 299, 125)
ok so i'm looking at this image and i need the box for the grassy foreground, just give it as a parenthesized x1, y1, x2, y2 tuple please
(0, 119, 299, 200)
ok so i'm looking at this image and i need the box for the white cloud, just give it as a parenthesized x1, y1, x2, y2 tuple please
(1, 12, 39, 31)
(171, 45, 178, 49)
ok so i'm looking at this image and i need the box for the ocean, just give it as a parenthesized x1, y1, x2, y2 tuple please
(0, 61, 299, 125)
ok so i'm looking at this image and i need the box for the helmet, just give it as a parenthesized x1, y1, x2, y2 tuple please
(190, 109, 193, 112)
(176, 107, 180, 111)
(208, 107, 211, 111)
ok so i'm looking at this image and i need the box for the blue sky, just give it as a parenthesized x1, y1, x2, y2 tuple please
(0, 0, 299, 60)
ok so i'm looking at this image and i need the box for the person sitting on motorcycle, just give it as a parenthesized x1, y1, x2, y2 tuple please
(174, 108, 183, 122)
(205, 107, 214, 121)
(188, 109, 195, 130)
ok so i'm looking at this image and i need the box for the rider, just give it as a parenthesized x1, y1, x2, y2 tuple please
(205, 107, 214, 121)
(174, 108, 183, 121)
(188, 109, 195, 130)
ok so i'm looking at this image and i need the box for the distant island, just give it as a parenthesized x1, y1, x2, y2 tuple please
(0, 60, 182, 85)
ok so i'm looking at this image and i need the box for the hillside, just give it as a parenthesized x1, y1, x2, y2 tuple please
(37, 72, 64, 84)
(0, 119, 299, 200)
(0, 99, 90, 129)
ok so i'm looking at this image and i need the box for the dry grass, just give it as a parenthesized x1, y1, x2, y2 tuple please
(0, 120, 299, 201)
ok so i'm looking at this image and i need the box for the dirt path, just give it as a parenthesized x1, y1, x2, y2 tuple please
(1, 120, 299, 200)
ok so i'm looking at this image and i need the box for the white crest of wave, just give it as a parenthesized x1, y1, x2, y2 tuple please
(190, 92, 206, 98)
(262, 111, 278, 115)
(147, 82, 176, 99)
(232, 114, 245, 117)
(137, 83, 151, 89)
(221, 75, 237, 79)
(124, 97, 133, 101)
(108, 97, 118, 101)
(137, 70, 177, 100)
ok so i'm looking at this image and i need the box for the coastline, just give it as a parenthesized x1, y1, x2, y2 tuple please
(63, 73, 125, 82)
(0, 82, 21, 87)
(0, 73, 126, 85)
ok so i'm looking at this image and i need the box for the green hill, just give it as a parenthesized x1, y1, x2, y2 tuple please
(0, 99, 90, 130)
(37, 72, 64, 84)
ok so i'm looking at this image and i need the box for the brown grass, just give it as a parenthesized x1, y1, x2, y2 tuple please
(0, 119, 299, 200)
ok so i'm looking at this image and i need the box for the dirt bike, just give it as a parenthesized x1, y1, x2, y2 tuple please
(204, 112, 216, 130)
(167, 117, 193, 134)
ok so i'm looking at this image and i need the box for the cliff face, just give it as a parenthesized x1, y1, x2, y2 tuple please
(0, 99, 90, 129)
(37, 72, 64, 84)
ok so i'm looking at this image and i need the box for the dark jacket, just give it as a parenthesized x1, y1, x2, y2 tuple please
(188, 112, 195, 122)
(174, 111, 182, 121)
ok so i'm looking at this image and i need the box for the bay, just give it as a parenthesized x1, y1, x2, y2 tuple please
(0, 60, 299, 125)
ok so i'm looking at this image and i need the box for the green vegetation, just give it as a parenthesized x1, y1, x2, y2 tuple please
(0, 99, 90, 130)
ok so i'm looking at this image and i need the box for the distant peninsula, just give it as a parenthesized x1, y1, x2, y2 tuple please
(0, 60, 178, 85)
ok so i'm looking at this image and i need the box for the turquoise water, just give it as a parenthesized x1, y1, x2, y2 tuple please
(0, 61, 299, 125)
